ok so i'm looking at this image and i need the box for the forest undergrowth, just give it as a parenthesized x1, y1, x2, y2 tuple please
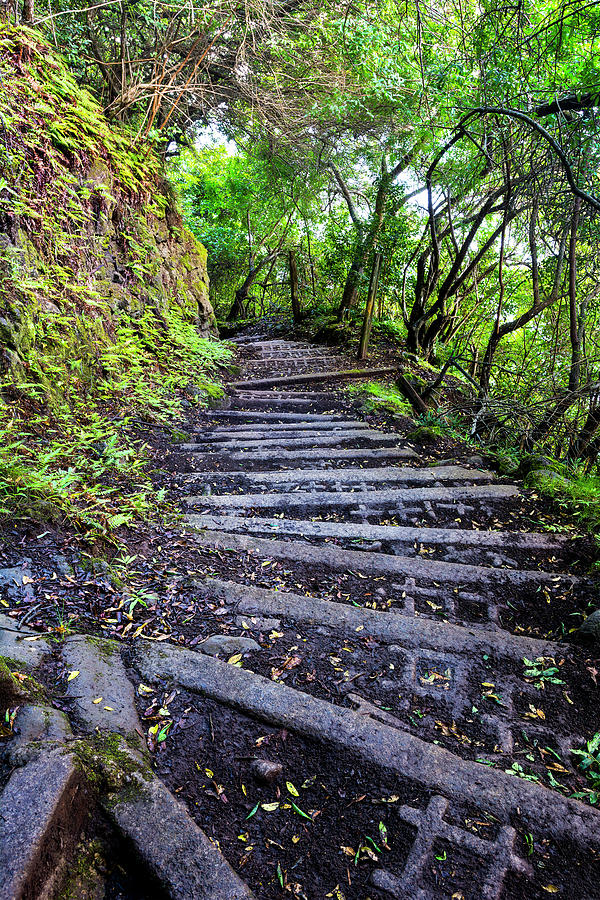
(0, 308, 232, 539)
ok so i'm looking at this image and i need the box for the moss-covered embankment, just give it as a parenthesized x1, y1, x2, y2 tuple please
(0, 25, 230, 534)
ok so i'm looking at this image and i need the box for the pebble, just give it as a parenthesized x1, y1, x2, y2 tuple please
(199, 635, 261, 656)
(250, 759, 283, 784)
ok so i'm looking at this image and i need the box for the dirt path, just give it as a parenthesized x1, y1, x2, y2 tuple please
(2, 333, 600, 899)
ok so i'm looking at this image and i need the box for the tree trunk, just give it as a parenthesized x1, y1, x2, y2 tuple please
(568, 197, 582, 392)
(568, 404, 600, 460)
(289, 250, 301, 323)
(21, 0, 33, 23)
(357, 252, 382, 360)
(337, 235, 367, 319)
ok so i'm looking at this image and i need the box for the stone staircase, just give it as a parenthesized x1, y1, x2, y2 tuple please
(2, 335, 599, 899)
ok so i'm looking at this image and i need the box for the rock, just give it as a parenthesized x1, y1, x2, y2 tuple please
(0, 614, 49, 667)
(466, 455, 485, 467)
(235, 616, 281, 631)
(62, 636, 143, 747)
(0, 750, 90, 900)
(406, 426, 441, 444)
(578, 610, 600, 643)
(199, 635, 261, 657)
(109, 771, 254, 899)
(0, 563, 35, 603)
(353, 541, 383, 552)
(13, 703, 71, 745)
(52, 554, 73, 576)
(523, 468, 570, 491)
(518, 453, 563, 476)
(250, 759, 283, 784)
(7, 704, 72, 764)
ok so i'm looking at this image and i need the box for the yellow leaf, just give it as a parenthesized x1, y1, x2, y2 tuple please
(292, 835, 300, 844)
(227, 653, 243, 666)
(137, 684, 153, 696)
(103, 706, 114, 711)
(286, 781, 299, 797)
(542, 887, 559, 894)
(92, 697, 103, 704)
(261, 801, 279, 811)
(205, 768, 214, 778)
(67, 670, 79, 681)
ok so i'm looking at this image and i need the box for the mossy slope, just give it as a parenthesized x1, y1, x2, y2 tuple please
(0, 26, 229, 535)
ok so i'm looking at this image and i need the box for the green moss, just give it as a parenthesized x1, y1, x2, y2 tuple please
(0, 656, 21, 704)
(73, 731, 152, 794)
(0, 655, 46, 703)
(84, 635, 118, 660)
(346, 381, 413, 417)
(0, 28, 231, 539)
(56, 839, 105, 900)
(406, 425, 444, 444)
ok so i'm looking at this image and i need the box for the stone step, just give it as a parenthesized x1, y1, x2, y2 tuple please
(230, 366, 397, 390)
(192, 425, 375, 442)
(180, 446, 420, 463)
(190, 431, 401, 451)
(198, 577, 557, 659)
(109, 767, 254, 899)
(201, 411, 347, 422)
(0, 750, 90, 900)
(135, 641, 600, 851)
(185, 514, 571, 551)
(198, 421, 370, 435)
(231, 337, 302, 346)
(228, 397, 340, 410)
(247, 349, 336, 358)
(186, 483, 518, 510)
(187, 529, 575, 585)
(183, 464, 494, 488)
(228, 335, 277, 343)
(246, 356, 341, 366)
(230, 391, 341, 400)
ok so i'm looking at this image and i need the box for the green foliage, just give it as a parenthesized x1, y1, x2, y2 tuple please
(522, 657, 565, 690)
(346, 381, 412, 418)
(571, 732, 600, 805)
(0, 308, 231, 538)
(0, 26, 228, 540)
(526, 468, 600, 538)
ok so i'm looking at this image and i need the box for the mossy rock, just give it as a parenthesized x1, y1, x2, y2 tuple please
(496, 456, 520, 476)
(314, 321, 346, 346)
(518, 453, 566, 477)
(406, 425, 443, 444)
(523, 468, 572, 492)
(0, 656, 25, 706)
